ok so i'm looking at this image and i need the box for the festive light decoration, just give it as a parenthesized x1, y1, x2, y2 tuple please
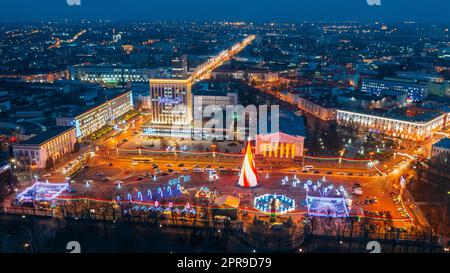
(253, 194, 296, 214)
(237, 137, 258, 188)
(304, 180, 351, 218)
(15, 182, 69, 202)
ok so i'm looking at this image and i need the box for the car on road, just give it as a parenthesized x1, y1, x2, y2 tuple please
(106, 162, 113, 166)
(131, 161, 138, 166)
(303, 165, 314, 171)
(352, 187, 363, 196)
(135, 176, 144, 181)
(95, 172, 104, 176)
(101, 177, 110, 182)
(347, 173, 354, 176)
(178, 163, 185, 167)
(182, 167, 189, 172)
(42, 173, 52, 178)
(161, 172, 169, 176)
(167, 168, 174, 173)
(193, 168, 204, 173)
(313, 170, 320, 174)
(122, 139, 128, 143)
(124, 169, 130, 174)
(326, 171, 333, 175)
(231, 167, 241, 173)
(166, 164, 173, 167)
(337, 172, 345, 175)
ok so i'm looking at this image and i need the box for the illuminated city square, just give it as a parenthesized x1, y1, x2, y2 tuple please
(0, 0, 449, 259)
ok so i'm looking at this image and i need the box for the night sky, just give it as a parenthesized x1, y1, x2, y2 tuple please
(0, 0, 449, 23)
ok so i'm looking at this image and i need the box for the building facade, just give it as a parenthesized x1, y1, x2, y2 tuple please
(12, 127, 77, 169)
(56, 91, 134, 139)
(69, 65, 157, 83)
(149, 79, 192, 125)
(336, 109, 448, 141)
(297, 97, 336, 121)
(255, 132, 305, 159)
(361, 77, 428, 102)
(171, 55, 188, 79)
(432, 137, 450, 158)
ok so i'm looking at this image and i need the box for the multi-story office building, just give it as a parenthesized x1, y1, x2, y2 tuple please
(12, 127, 77, 169)
(432, 137, 450, 158)
(361, 77, 428, 102)
(56, 91, 134, 139)
(297, 96, 337, 121)
(69, 65, 158, 83)
(149, 79, 192, 125)
(171, 55, 188, 79)
(336, 108, 448, 141)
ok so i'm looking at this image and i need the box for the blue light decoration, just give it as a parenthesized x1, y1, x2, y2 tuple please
(15, 182, 69, 203)
(168, 175, 191, 186)
(303, 180, 352, 218)
(147, 189, 152, 200)
(253, 194, 296, 215)
(158, 97, 182, 106)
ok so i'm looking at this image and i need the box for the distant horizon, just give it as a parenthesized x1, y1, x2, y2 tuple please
(1, 0, 449, 24)
(0, 19, 444, 25)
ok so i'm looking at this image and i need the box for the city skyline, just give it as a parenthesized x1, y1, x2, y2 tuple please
(1, 0, 450, 24)
(0, 3, 449, 256)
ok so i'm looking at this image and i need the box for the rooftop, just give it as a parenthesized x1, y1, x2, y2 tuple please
(338, 107, 445, 123)
(65, 91, 132, 118)
(193, 90, 234, 97)
(18, 127, 74, 146)
(434, 137, 450, 150)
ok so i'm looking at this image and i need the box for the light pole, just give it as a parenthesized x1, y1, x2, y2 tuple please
(302, 148, 308, 167)
(339, 149, 345, 169)
(211, 144, 217, 161)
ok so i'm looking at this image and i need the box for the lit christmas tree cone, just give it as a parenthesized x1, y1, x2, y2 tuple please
(237, 137, 259, 188)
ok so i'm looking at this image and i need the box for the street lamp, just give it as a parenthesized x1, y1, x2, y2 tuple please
(339, 149, 345, 168)
(211, 144, 217, 159)
(302, 148, 308, 167)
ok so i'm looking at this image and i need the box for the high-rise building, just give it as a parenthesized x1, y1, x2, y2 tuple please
(149, 79, 192, 125)
(171, 55, 188, 79)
